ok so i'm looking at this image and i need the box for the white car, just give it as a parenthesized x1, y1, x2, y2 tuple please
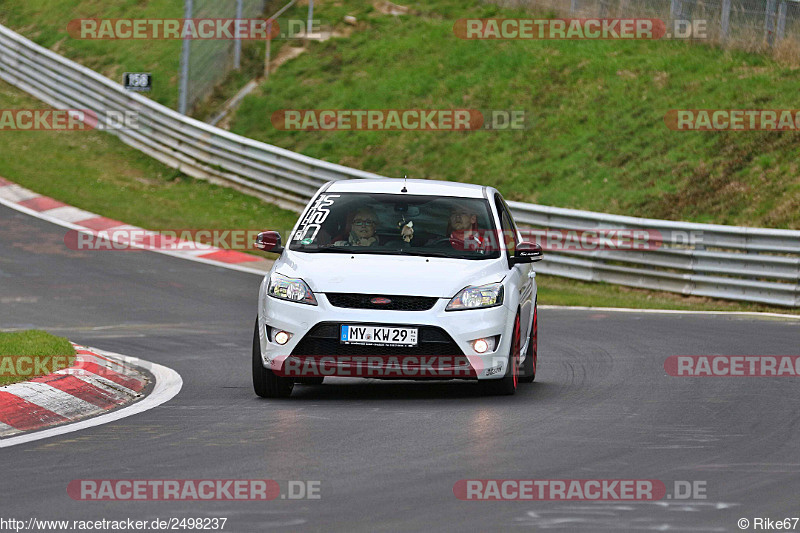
(252, 178, 542, 397)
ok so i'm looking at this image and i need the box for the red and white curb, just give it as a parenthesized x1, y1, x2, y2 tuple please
(0, 344, 182, 448)
(0, 176, 272, 275)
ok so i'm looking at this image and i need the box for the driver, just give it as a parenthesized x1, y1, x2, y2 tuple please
(427, 202, 483, 250)
(334, 207, 380, 247)
(448, 203, 478, 233)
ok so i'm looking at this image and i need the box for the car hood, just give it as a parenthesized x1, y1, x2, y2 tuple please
(275, 252, 505, 298)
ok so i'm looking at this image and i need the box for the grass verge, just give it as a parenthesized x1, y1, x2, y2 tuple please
(0, 0, 183, 109)
(0, 82, 299, 233)
(0, 330, 76, 386)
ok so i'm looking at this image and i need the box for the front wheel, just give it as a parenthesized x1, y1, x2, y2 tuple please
(479, 313, 519, 396)
(520, 300, 537, 383)
(252, 319, 294, 398)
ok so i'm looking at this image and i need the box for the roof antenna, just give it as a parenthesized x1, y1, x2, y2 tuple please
(401, 174, 408, 193)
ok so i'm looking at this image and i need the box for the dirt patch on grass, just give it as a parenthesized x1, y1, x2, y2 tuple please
(373, 1, 409, 15)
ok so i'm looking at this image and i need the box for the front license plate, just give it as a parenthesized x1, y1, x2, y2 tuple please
(340, 325, 418, 347)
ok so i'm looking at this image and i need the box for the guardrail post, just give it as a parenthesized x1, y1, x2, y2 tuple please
(178, 0, 193, 114)
(720, 0, 731, 42)
(570, 0, 579, 15)
(776, 0, 788, 43)
(234, 0, 243, 69)
(670, 0, 683, 23)
(308, 0, 315, 39)
(263, 0, 299, 78)
(765, 0, 777, 46)
(264, 20, 273, 79)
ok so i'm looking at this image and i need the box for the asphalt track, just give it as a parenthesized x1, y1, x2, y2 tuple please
(1, 203, 799, 532)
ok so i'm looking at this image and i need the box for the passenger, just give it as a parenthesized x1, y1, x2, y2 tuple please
(334, 207, 380, 247)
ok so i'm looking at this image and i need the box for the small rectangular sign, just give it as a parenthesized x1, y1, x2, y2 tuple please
(123, 72, 152, 92)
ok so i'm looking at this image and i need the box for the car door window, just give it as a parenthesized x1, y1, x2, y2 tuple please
(495, 196, 518, 257)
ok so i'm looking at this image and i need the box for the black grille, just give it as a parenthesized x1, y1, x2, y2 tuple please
(325, 293, 438, 311)
(291, 322, 464, 357)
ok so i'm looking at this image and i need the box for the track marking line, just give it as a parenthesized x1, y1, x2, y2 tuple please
(539, 305, 800, 320)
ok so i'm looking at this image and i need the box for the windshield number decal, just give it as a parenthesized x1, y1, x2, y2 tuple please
(293, 194, 340, 243)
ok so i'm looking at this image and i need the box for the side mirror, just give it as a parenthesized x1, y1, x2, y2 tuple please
(255, 231, 284, 254)
(511, 242, 543, 265)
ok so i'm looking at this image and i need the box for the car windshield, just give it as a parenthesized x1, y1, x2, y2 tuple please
(288, 192, 500, 260)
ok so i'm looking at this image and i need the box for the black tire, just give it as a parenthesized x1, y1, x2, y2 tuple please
(296, 377, 325, 385)
(252, 319, 294, 398)
(520, 300, 538, 384)
(479, 313, 520, 396)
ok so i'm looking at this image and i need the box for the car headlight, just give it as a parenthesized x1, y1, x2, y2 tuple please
(267, 273, 317, 305)
(446, 283, 504, 311)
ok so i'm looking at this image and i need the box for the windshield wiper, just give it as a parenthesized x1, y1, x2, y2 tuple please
(293, 245, 487, 259)
(293, 246, 356, 253)
(295, 245, 406, 255)
(392, 249, 476, 259)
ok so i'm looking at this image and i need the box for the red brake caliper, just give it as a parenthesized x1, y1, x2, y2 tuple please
(533, 306, 538, 374)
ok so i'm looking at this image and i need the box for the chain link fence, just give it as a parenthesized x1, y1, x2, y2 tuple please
(494, 0, 800, 49)
(178, 0, 266, 114)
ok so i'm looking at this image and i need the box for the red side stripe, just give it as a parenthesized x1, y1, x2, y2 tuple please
(31, 374, 124, 409)
(0, 391, 69, 430)
(197, 250, 261, 263)
(75, 216, 125, 231)
(17, 196, 67, 212)
(0, 176, 12, 186)
(73, 361, 145, 392)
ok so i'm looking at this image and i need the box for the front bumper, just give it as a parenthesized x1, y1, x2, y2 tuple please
(258, 292, 515, 380)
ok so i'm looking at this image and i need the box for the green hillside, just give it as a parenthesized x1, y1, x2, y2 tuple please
(228, 0, 800, 229)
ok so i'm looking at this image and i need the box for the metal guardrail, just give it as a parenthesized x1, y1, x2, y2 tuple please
(0, 24, 378, 213)
(1, 24, 798, 307)
(510, 203, 800, 306)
